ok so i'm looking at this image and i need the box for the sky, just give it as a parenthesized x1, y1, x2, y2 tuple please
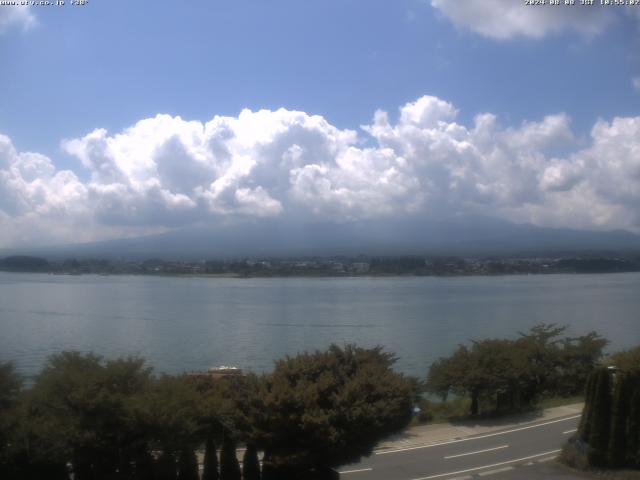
(0, 0, 639, 248)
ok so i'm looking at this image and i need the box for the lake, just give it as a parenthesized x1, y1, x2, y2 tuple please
(1, 272, 639, 378)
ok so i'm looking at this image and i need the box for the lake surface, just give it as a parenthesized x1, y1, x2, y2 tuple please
(1, 272, 639, 378)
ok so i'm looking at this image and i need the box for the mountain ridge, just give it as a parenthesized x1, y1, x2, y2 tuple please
(3, 216, 639, 260)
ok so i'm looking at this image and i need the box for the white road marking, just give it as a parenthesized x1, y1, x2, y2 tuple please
(410, 449, 561, 480)
(562, 428, 577, 435)
(478, 466, 514, 476)
(444, 445, 509, 459)
(377, 415, 580, 455)
(339, 468, 373, 474)
(536, 456, 556, 463)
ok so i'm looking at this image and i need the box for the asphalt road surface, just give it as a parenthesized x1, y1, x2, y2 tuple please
(339, 414, 581, 480)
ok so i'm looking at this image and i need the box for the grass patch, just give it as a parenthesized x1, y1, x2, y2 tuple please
(537, 395, 584, 409)
(412, 397, 471, 425)
(412, 395, 584, 426)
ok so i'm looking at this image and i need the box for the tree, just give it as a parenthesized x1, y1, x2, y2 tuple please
(557, 332, 608, 396)
(0, 362, 21, 412)
(251, 344, 413, 477)
(426, 339, 528, 415)
(155, 451, 178, 480)
(0, 363, 24, 480)
(28, 351, 111, 479)
(177, 448, 199, 480)
(627, 382, 640, 468)
(470, 338, 528, 413)
(607, 346, 640, 374)
(132, 374, 201, 455)
(425, 347, 466, 402)
(132, 450, 155, 480)
(26, 351, 154, 479)
(242, 444, 260, 480)
(516, 324, 566, 402)
(607, 373, 632, 467)
(0, 255, 49, 272)
(426, 324, 607, 417)
(587, 368, 612, 467)
(578, 370, 598, 442)
(202, 435, 219, 480)
(220, 435, 241, 480)
(577, 360, 640, 469)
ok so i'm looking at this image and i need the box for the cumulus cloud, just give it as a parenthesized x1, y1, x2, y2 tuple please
(430, 0, 616, 39)
(0, 5, 36, 34)
(1, 95, 640, 247)
(0, 134, 91, 246)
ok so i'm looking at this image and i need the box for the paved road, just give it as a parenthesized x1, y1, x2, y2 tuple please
(339, 414, 580, 480)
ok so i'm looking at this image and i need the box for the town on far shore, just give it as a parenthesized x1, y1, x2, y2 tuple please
(1, 254, 639, 277)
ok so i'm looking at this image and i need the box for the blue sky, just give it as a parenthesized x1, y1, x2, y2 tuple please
(0, 1, 639, 247)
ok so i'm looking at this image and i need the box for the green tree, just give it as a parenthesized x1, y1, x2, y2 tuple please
(607, 373, 632, 467)
(29, 351, 111, 479)
(131, 374, 202, 469)
(607, 346, 640, 374)
(587, 368, 612, 467)
(220, 435, 241, 480)
(0, 363, 25, 479)
(516, 324, 566, 402)
(0, 255, 49, 272)
(177, 448, 199, 480)
(202, 435, 219, 480)
(427, 324, 607, 417)
(155, 451, 178, 480)
(251, 344, 413, 476)
(627, 382, 640, 468)
(577, 361, 640, 469)
(426, 339, 528, 415)
(132, 451, 155, 480)
(26, 352, 154, 479)
(242, 444, 260, 480)
(557, 332, 608, 396)
(0, 362, 21, 412)
(578, 370, 598, 442)
(471, 338, 528, 413)
(425, 348, 466, 402)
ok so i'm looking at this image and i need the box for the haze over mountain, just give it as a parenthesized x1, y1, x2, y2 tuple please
(3, 216, 638, 261)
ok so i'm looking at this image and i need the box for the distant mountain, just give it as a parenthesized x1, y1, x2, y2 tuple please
(3, 216, 640, 260)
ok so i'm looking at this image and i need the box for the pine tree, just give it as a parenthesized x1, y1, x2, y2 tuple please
(607, 374, 630, 467)
(220, 436, 241, 480)
(242, 444, 260, 480)
(27, 460, 71, 480)
(626, 381, 640, 468)
(177, 448, 199, 480)
(578, 370, 597, 442)
(587, 368, 612, 467)
(260, 452, 277, 480)
(202, 435, 219, 480)
(155, 452, 178, 480)
(133, 451, 155, 480)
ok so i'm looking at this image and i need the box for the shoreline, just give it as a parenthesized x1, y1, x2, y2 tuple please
(1, 270, 640, 279)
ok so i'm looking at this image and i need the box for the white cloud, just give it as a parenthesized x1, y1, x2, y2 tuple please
(0, 133, 92, 247)
(2, 96, 640, 247)
(633, 77, 640, 92)
(0, 5, 36, 34)
(430, 0, 615, 39)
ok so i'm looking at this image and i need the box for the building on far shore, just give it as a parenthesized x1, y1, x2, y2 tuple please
(185, 366, 244, 380)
